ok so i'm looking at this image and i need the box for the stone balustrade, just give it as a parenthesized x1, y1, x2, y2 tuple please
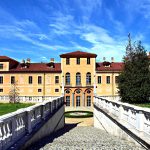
(94, 96, 150, 137)
(0, 96, 64, 150)
(99, 95, 121, 101)
(0, 96, 59, 103)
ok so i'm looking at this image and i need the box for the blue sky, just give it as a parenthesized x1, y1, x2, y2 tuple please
(0, 0, 150, 62)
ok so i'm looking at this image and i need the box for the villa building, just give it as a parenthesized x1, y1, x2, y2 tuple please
(0, 51, 125, 107)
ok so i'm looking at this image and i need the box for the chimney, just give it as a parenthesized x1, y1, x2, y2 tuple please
(50, 58, 54, 63)
(26, 58, 31, 63)
(103, 57, 106, 61)
(22, 59, 25, 63)
(111, 57, 114, 63)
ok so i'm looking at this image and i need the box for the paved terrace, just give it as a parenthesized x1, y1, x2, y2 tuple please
(28, 106, 145, 150)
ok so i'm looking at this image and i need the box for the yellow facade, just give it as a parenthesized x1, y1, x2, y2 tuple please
(0, 51, 121, 106)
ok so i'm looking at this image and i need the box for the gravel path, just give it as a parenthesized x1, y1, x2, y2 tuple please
(29, 125, 145, 150)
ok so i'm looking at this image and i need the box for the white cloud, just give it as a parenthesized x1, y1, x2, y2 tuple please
(41, 56, 49, 62)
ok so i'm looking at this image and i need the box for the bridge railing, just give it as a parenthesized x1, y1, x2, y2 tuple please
(94, 96, 150, 136)
(0, 96, 64, 150)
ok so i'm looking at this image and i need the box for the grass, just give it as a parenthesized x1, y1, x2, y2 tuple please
(134, 103, 150, 108)
(65, 111, 93, 118)
(0, 103, 35, 116)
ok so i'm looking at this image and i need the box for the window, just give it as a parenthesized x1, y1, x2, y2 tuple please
(11, 76, 15, 84)
(66, 96, 70, 106)
(76, 58, 80, 64)
(87, 90, 91, 94)
(29, 76, 32, 84)
(87, 96, 91, 106)
(0, 76, 3, 84)
(66, 58, 70, 65)
(106, 76, 110, 84)
(66, 90, 70, 94)
(115, 76, 119, 84)
(98, 76, 101, 84)
(19, 76, 24, 84)
(65, 73, 70, 85)
(55, 89, 59, 92)
(38, 76, 42, 84)
(38, 89, 42, 92)
(0, 64, 3, 69)
(76, 89, 80, 94)
(76, 72, 81, 85)
(86, 72, 91, 85)
(55, 76, 59, 84)
(46, 76, 50, 84)
(87, 58, 90, 64)
(76, 96, 80, 106)
(0, 89, 3, 92)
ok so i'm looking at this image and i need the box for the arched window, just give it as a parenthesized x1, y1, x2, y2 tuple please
(87, 89, 91, 94)
(86, 72, 91, 85)
(76, 89, 80, 94)
(65, 89, 70, 94)
(76, 72, 81, 85)
(65, 72, 70, 85)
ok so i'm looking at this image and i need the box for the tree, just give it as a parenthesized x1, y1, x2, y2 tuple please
(9, 81, 20, 103)
(118, 34, 150, 103)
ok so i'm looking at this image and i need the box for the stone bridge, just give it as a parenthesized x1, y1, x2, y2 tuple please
(0, 96, 150, 150)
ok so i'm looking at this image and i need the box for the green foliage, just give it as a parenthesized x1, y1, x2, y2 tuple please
(0, 103, 34, 116)
(134, 103, 150, 108)
(118, 37, 150, 104)
(65, 111, 93, 118)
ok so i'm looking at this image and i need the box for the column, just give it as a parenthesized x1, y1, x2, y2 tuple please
(82, 93, 85, 106)
(72, 93, 74, 107)
(94, 75, 96, 96)
(61, 76, 64, 96)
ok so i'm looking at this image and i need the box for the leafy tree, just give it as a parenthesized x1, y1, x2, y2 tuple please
(118, 34, 150, 103)
(9, 81, 20, 103)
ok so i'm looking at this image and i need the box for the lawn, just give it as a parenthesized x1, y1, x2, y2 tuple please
(0, 103, 34, 116)
(134, 103, 150, 108)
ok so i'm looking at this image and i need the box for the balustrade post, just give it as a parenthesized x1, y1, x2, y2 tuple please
(41, 104, 45, 120)
(0, 121, 3, 150)
(11, 117, 16, 141)
(119, 105, 124, 120)
(48, 102, 51, 114)
(26, 109, 32, 134)
(136, 110, 144, 132)
(56, 99, 58, 109)
(98, 97, 100, 107)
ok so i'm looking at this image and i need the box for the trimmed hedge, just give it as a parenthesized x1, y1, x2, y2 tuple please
(65, 110, 93, 118)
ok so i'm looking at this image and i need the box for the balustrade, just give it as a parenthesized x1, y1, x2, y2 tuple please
(94, 96, 150, 136)
(0, 96, 64, 150)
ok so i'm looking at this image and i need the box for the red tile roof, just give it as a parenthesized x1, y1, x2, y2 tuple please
(9, 63, 61, 73)
(0, 56, 18, 62)
(0, 56, 19, 69)
(96, 62, 124, 72)
(60, 51, 97, 58)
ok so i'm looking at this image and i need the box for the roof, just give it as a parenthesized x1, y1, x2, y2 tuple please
(9, 63, 61, 73)
(60, 51, 97, 58)
(0, 56, 19, 69)
(0, 56, 18, 63)
(96, 62, 124, 72)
